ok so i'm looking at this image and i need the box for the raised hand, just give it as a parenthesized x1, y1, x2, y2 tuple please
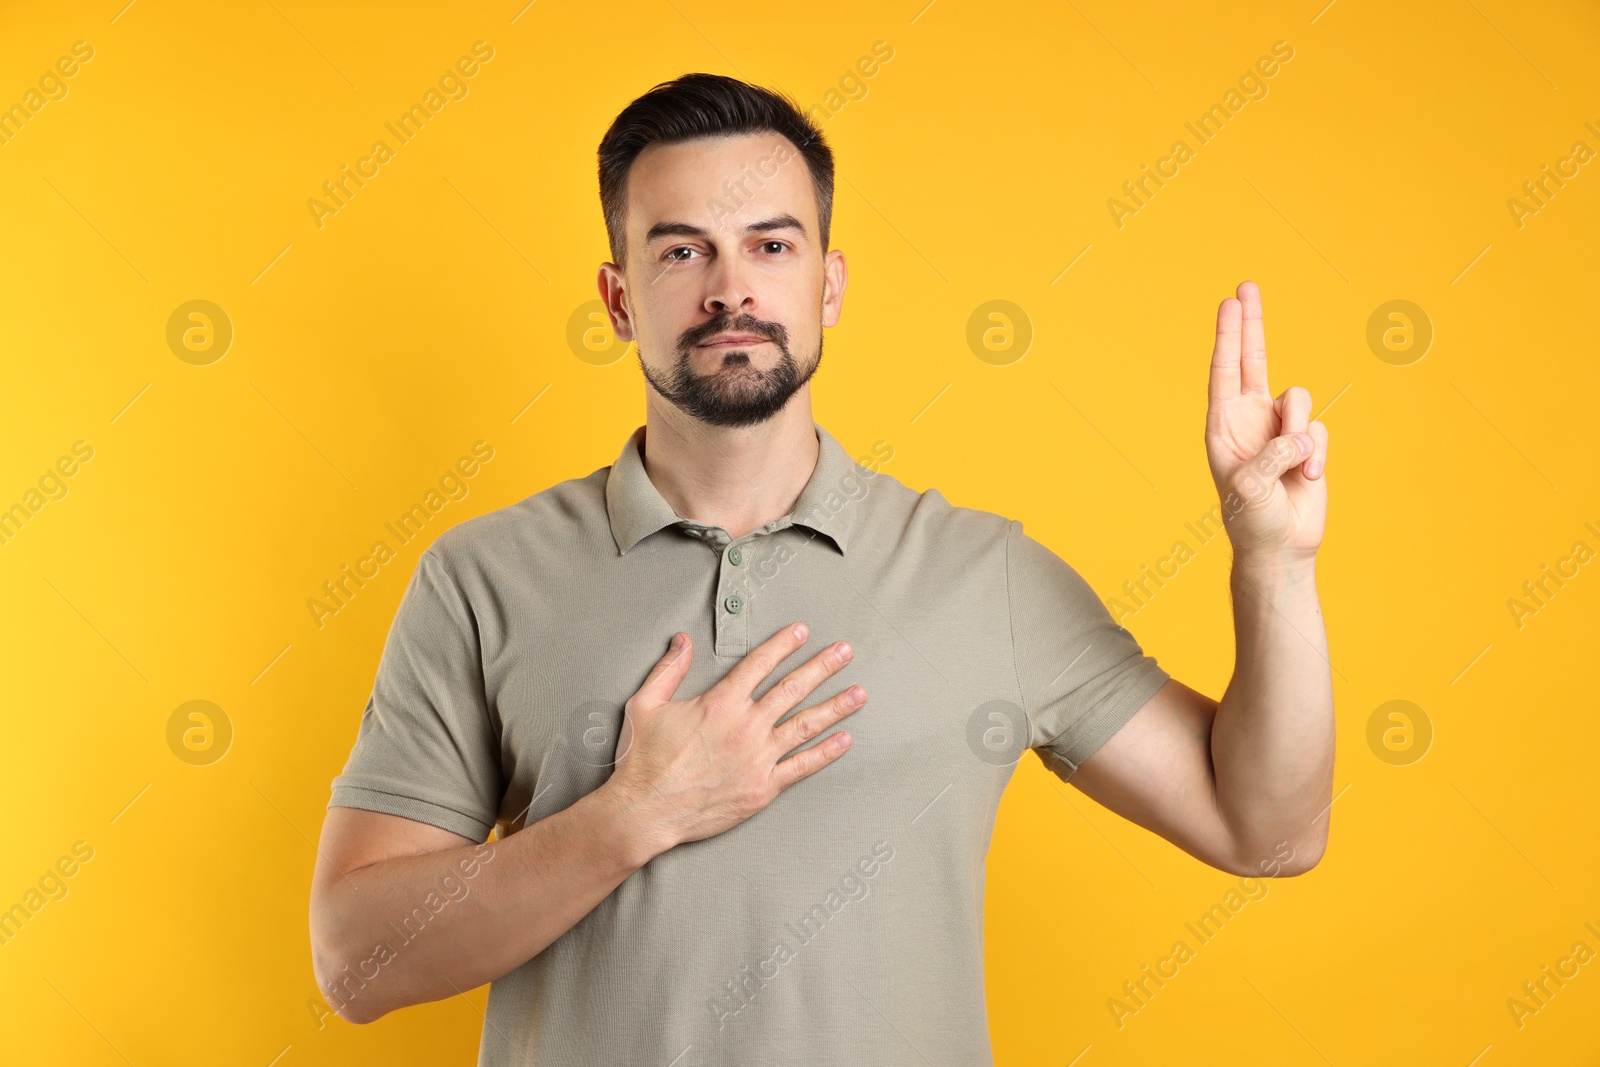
(1205, 281, 1329, 563)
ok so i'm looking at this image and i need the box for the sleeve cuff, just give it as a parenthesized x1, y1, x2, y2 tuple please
(327, 783, 495, 842)
(1038, 658, 1171, 780)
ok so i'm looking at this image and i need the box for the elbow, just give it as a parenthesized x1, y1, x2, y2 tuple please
(1222, 829, 1328, 878)
(339, 1003, 385, 1027)
(1277, 823, 1331, 876)
(311, 944, 389, 1026)
(1248, 850, 1322, 878)
(1280, 838, 1328, 876)
(311, 912, 391, 1026)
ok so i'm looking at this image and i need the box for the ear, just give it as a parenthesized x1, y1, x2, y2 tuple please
(597, 262, 635, 341)
(821, 248, 848, 329)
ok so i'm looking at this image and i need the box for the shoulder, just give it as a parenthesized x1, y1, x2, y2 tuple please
(422, 464, 611, 579)
(854, 464, 1092, 593)
(853, 462, 1016, 562)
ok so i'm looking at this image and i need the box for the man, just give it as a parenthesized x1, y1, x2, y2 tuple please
(310, 73, 1333, 1065)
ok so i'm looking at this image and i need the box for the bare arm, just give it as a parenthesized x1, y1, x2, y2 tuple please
(1070, 564, 1333, 878)
(309, 785, 657, 1025)
(1211, 554, 1333, 866)
(1065, 281, 1334, 877)
(311, 621, 865, 1024)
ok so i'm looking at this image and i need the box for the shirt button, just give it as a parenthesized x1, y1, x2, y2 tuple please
(724, 593, 743, 614)
(728, 546, 743, 566)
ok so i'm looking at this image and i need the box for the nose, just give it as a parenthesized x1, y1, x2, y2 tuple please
(703, 254, 756, 317)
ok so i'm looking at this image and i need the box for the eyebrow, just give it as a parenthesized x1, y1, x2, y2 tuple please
(644, 213, 807, 246)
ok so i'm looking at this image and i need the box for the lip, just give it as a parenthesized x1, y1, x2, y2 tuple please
(698, 334, 771, 347)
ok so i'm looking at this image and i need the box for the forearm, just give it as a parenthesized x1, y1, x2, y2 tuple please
(1211, 554, 1335, 871)
(312, 783, 665, 1023)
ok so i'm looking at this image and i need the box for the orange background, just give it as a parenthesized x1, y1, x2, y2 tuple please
(2, 0, 1597, 1064)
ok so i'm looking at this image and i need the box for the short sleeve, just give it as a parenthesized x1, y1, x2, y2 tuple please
(327, 548, 504, 840)
(1006, 519, 1171, 782)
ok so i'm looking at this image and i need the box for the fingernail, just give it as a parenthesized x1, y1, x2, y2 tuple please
(837, 642, 853, 660)
(793, 623, 808, 640)
(670, 633, 684, 650)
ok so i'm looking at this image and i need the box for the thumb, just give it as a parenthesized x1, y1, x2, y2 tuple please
(634, 632, 693, 709)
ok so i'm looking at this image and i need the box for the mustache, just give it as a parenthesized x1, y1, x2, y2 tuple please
(679, 314, 788, 351)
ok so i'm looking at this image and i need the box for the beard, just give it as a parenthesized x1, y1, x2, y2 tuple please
(639, 312, 822, 428)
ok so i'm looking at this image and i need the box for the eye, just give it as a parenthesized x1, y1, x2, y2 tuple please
(760, 241, 789, 254)
(664, 246, 698, 263)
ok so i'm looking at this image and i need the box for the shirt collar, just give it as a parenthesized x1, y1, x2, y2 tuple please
(605, 420, 859, 556)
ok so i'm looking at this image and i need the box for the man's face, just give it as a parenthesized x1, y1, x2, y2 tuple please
(598, 132, 847, 428)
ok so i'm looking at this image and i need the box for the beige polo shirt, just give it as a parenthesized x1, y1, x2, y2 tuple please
(328, 419, 1170, 1066)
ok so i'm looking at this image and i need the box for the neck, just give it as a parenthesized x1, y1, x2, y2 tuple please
(639, 393, 820, 542)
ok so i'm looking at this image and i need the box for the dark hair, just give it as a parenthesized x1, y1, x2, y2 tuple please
(597, 72, 834, 270)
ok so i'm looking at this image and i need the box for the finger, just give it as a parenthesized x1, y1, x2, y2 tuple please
(1238, 281, 1269, 396)
(714, 621, 810, 703)
(772, 684, 866, 755)
(1274, 385, 1312, 437)
(1305, 418, 1329, 479)
(634, 632, 694, 707)
(1237, 432, 1315, 495)
(1208, 296, 1243, 406)
(769, 724, 853, 792)
(756, 640, 855, 723)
